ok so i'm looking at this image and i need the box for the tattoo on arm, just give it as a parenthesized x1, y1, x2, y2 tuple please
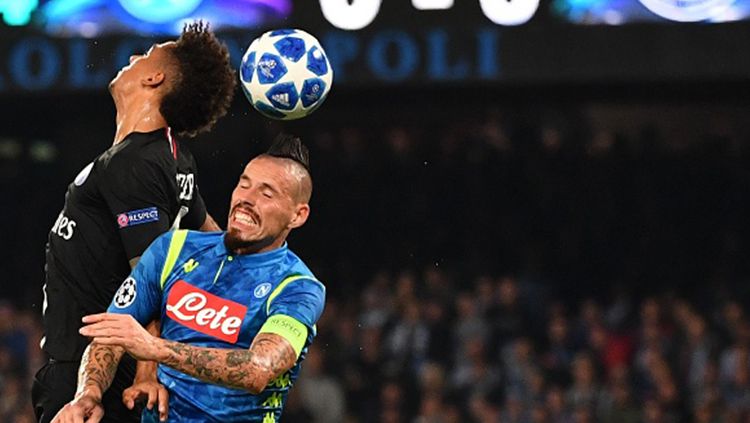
(77, 343, 125, 397)
(159, 333, 296, 394)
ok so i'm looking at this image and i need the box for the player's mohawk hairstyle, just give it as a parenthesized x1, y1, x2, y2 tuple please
(266, 133, 310, 172)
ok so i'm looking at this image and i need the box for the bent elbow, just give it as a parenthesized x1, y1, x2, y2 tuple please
(246, 381, 267, 395)
(242, 361, 278, 394)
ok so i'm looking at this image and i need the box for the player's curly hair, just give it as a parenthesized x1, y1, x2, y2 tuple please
(266, 133, 311, 172)
(161, 21, 236, 138)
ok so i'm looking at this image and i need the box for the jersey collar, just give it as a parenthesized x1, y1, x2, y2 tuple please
(213, 234, 289, 265)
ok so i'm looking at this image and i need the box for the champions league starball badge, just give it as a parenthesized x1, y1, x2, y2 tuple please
(114, 277, 137, 308)
(638, 0, 737, 22)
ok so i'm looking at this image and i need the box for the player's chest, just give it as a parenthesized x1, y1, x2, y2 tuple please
(162, 257, 280, 345)
(64, 161, 101, 206)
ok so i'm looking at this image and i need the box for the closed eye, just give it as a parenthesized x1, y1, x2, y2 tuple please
(238, 175, 250, 189)
(259, 182, 279, 197)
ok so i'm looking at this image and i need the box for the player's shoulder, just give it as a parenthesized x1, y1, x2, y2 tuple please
(182, 230, 224, 247)
(147, 230, 179, 253)
(161, 229, 224, 250)
(284, 249, 314, 275)
(280, 249, 325, 291)
(267, 262, 326, 318)
(145, 230, 222, 262)
(98, 129, 175, 172)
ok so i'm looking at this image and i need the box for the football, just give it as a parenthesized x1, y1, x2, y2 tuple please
(240, 29, 333, 120)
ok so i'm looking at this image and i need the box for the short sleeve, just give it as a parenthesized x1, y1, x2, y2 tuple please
(107, 232, 171, 325)
(267, 278, 326, 332)
(99, 154, 175, 260)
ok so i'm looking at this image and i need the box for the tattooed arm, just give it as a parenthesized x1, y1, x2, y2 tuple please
(77, 343, 126, 398)
(80, 313, 298, 395)
(51, 343, 125, 423)
(158, 333, 296, 394)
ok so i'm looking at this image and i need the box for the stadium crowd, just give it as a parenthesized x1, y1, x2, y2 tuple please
(1, 276, 749, 422)
(289, 272, 750, 423)
(3, 103, 750, 422)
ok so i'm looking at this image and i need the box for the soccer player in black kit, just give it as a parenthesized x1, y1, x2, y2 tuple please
(32, 22, 236, 423)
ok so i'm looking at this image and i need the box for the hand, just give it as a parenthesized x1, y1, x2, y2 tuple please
(51, 394, 103, 423)
(122, 380, 169, 421)
(80, 313, 163, 362)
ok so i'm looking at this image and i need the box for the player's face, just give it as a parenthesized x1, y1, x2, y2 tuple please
(109, 41, 176, 94)
(226, 156, 309, 253)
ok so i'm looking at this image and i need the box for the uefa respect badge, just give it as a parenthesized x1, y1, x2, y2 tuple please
(117, 207, 160, 228)
(638, 0, 737, 22)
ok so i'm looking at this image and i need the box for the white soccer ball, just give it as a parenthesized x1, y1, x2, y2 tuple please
(240, 29, 333, 120)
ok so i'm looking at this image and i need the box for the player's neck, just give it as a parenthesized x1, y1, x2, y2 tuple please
(113, 97, 168, 145)
(228, 237, 287, 256)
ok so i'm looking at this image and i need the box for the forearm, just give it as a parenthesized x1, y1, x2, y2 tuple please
(200, 213, 221, 231)
(154, 333, 295, 394)
(77, 343, 126, 399)
(134, 320, 161, 382)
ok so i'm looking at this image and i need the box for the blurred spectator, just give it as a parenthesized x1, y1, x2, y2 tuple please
(546, 386, 572, 423)
(448, 335, 501, 403)
(384, 300, 429, 378)
(295, 345, 346, 423)
(722, 344, 750, 419)
(0, 306, 40, 422)
(452, 292, 489, 365)
(598, 368, 639, 423)
(681, 313, 717, 402)
(566, 352, 600, 411)
(468, 394, 500, 423)
(502, 337, 536, 394)
(487, 276, 531, 355)
(543, 312, 576, 385)
(360, 272, 394, 330)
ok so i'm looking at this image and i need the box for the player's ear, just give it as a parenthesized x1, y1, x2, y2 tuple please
(142, 72, 165, 88)
(288, 203, 310, 229)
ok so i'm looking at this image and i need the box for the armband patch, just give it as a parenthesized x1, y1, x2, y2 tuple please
(259, 314, 308, 358)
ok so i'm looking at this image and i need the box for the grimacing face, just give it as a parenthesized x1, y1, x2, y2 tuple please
(109, 41, 176, 94)
(225, 156, 310, 253)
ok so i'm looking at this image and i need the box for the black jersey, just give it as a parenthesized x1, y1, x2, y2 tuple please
(42, 128, 207, 361)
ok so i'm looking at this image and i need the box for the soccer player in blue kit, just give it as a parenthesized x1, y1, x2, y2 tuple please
(52, 135, 326, 423)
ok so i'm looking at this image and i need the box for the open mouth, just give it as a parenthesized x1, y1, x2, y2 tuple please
(231, 206, 260, 229)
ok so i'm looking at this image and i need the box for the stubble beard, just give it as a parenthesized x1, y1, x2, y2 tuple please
(224, 227, 273, 255)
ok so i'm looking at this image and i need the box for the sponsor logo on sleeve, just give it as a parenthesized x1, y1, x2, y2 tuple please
(166, 280, 247, 343)
(117, 207, 160, 228)
(114, 277, 137, 309)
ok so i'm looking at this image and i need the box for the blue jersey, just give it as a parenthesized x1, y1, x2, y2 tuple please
(107, 230, 326, 422)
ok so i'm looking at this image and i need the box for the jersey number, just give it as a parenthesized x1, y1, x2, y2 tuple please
(176, 173, 194, 201)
